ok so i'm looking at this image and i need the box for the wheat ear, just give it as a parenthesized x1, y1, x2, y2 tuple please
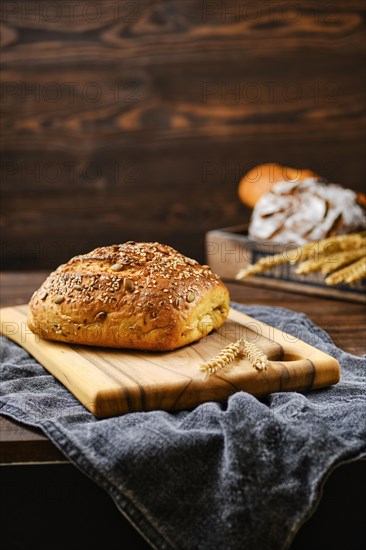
(236, 249, 300, 279)
(295, 253, 332, 275)
(236, 231, 366, 284)
(241, 339, 269, 371)
(300, 232, 366, 259)
(321, 249, 365, 275)
(199, 340, 242, 378)
(200, 338, 269, 378)
(294, 247, 360, 275)
(325, 256, 366, 285)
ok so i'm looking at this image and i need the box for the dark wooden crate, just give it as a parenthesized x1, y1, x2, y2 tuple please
(205, 225, 366, 304)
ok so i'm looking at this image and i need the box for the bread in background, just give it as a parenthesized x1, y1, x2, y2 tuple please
(238, 163, 318, 208)
(237, 163, 366, 244)
(248, 178, 366, 244)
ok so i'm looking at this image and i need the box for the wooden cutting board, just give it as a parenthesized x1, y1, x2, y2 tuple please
(0, 305, 340, 418)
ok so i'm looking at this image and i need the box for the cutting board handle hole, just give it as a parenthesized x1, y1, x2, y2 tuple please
(281, 353, 304, 362)
(267, 351, 305, 363)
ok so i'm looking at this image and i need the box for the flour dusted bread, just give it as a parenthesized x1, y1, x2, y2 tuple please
(248, 178, 366, 245)
(27, 242, 230, 351)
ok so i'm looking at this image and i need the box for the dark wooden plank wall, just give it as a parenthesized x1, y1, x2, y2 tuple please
(1, 0, 365, 269)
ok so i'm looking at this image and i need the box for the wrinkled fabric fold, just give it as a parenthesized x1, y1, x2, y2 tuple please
(1, 303, 365, 550)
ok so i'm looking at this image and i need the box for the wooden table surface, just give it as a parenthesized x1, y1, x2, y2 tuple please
(1, 270, 365, 465)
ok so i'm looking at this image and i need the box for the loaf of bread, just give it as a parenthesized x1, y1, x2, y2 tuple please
(238, 163, 318, 208)
(27, 242, 230, 351)
(248, 178, 366, 244)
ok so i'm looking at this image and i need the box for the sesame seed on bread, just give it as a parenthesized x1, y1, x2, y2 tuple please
(27, 242, 230, 351)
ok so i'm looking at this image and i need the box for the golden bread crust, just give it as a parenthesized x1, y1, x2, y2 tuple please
(27, 242, 230, 350)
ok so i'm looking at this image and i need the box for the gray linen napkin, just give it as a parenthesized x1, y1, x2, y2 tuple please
(1, 303, 365, 550)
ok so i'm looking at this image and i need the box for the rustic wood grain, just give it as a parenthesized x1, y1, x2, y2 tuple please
(0, 416, 66, 464)
(0, 270, 364, 462)
(0, 304, 340, 417)
(1, 270, 365, 355)
(1, 1, 365, 268)
(0, 270, 364, 550)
